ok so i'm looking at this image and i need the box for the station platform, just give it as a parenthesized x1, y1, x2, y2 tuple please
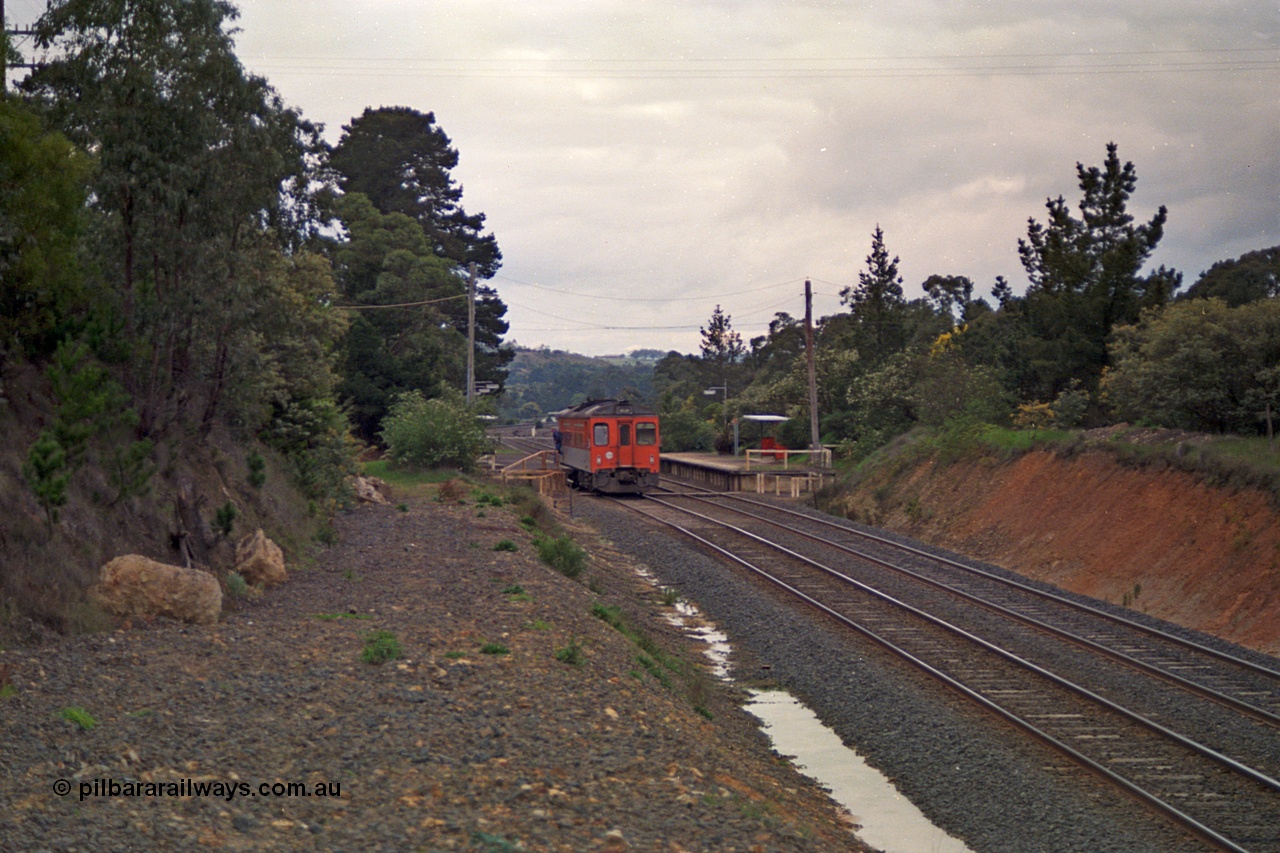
(661, 452, 833, 496)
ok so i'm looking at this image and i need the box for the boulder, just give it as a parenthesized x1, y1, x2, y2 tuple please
(352, 475, 390, 505)
(234, 529, 287, 587)
(92, 556, 222, 625)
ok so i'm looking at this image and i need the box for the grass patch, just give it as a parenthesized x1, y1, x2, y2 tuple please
(314, 612, 372, 621)
(361, 459, 457, 490)
(60, 706, 97, 731)
(493, 539, 518, 552)
(0, 683, 17, 699)
(360, 630, 402, 664)
(661, 586, 680, 606)
(480, 641, 509, 655)
(444, 650, 467, 659)
(554, 637, 585, 666)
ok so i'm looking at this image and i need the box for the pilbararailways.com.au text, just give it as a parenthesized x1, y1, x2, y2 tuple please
(54, 778, 341, 802)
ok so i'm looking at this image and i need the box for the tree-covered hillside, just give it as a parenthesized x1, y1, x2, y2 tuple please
(497, 347, 657, 421)
(0, 0, 511, 637)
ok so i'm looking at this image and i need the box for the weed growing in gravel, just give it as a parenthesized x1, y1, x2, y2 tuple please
(493, 539, 517, 552)
(60, 706, 97, 730)
(694, 705, 714, 720)
(502, 584, 532, 602)
(536, 535, 587, 579)
(314, 524, 337, 546)
(225, 572, 249, 597)
(314, 612, 371, 621)
(360, 630, 402, 664)
(555, 638, 585, 666)
(444, 650, 467, 659)
(528, 619, 550, 631)
(661, 586, 680, 606)
(480, 642, 509, 655)
(342, 568, 361, 581)
(396, 503, 409, 513)
(636, 654, 672, 688)
(472, 491, 506, 507)
(471, 832, 519, 853)
(0, 684, 16, 699)
(519, 515, 537, 530)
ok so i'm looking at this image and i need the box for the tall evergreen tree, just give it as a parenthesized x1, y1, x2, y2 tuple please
(699, 304, 745, 364)
(840, 226, 907, 364)
(330, 106, 502, 278)
(1015, 142, 1177, 397)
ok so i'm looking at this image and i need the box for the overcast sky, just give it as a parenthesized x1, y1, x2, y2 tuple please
(8, 2, 1277, 356)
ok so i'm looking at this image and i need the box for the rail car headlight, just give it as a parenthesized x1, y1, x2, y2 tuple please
(605, 451, 614, 460)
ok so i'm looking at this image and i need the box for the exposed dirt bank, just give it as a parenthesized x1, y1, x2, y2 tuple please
(828, 448, 1280, 655)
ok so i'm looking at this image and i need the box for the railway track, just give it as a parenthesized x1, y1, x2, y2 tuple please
(614, 484, 1280, 853)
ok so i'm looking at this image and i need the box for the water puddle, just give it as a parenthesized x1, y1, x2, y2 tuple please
(746, 690, 974, 853)
(647, 579, 971, 853)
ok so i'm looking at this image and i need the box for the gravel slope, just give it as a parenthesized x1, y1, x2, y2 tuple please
(0, 491, 870, 852)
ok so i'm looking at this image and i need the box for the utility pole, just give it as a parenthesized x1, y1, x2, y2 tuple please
(804, 279, 821, 452)
(2, 0, 8, 91)
(465, 262, 477, 406)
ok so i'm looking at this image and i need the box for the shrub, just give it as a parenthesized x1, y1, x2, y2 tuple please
(225, 572, 249, 597)
(480, 641, 509, 655)
(538, 536, 587, 579)
(246, 451, 267, 488)
(213, 502, 238, 537)
(493, 540, 517, 552)
(380, 389, 491, 471)
(22, 432, 69, 534)
(361, 630, 402, 664)
(555, 638, 585, 666)
(658, 411, 717, 452)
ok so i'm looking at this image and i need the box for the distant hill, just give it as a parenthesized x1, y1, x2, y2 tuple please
(498, 347, 662, 420)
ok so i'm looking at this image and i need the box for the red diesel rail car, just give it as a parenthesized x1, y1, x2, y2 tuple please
(557, 399, 660, 494)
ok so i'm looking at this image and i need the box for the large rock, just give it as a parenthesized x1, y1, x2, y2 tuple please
(352, 475, 390, 505)
(234, 528, 287, 587)
(92, 556, 222, 625)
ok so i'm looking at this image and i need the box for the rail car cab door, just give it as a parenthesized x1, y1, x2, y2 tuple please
(616, 420, 635, 469)
(592, 420, 612, 471)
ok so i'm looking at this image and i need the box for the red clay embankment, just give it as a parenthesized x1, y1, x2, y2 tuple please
(835, 449, 1280, 655)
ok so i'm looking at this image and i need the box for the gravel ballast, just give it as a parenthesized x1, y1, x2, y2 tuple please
(575, 495, 1215, 853)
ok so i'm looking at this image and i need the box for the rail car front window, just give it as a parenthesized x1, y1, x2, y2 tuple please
(635, 423, 656, 445)
(593, 423, 609, 446)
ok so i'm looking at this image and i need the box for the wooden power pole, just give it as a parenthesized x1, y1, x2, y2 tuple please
(804, 279, 820, 452)
(465, 262, 477, 406)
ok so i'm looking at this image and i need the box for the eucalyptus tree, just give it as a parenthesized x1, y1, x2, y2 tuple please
(0, 97, 89, 364)
(23, 0, 332, 436)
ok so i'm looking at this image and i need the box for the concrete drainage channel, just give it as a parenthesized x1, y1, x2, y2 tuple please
(635, 565, 972, 853)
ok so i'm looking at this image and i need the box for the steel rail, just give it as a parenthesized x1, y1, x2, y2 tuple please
(620, 495, 1254, 853)
(665, 482, 1280, 683)
(656, 488, 1280, 728)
